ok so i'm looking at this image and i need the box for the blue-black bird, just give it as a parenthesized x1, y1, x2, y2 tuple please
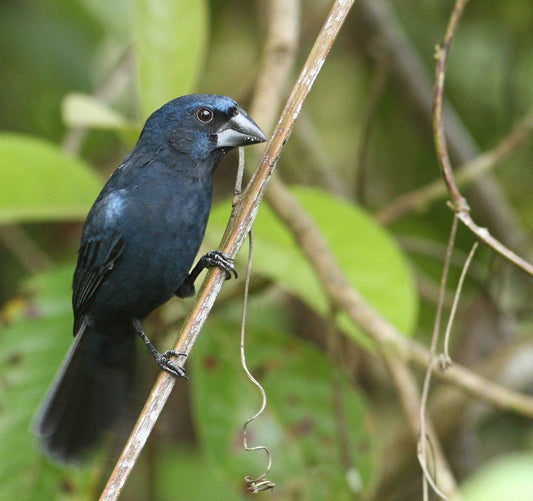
(35, 94, 266, 463)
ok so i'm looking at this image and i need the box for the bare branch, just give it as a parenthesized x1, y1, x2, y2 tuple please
(432, 0, 533, 278)
(418, 214, 458, 499)
(357, 0, 529, 253)
(263, 176, 533, 417)
(433, 0, 471, 210)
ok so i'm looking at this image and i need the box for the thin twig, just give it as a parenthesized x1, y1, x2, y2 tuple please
(455, 211, 533, 276)
(398, 235, 485, 285)
(441, 241, 479, 365)
(235, 148, 274, 492)
(432, 0, 533, 278)
(233, 147, 246, 207)
(418, 214, 458, 499)
(433, 0, 470, 210)
(357, 0, 529, 254)
(240, 231, 275, 493)
(99, 1, 355, 498)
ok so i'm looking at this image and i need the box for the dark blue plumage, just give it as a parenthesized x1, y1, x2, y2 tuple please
(35, 94, 266, 463)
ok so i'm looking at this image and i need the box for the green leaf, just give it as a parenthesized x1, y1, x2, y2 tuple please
(0, 133, 102, 224)
(191, 296, 377, 499)
(132, 0, 208, 119)
(207, 187, 418, 345)
(457, 454, 533, 501)
(77, 0, 130, 39)
(151, 446, 242, 500)
(62, 93, 140, 146)
(0, 266, 95, 499)
(62, 93, 130, 129)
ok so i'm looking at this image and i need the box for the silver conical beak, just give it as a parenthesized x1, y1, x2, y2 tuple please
(216, 108, 267, 148)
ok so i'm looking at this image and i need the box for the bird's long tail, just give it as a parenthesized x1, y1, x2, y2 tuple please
(34, 321, 135, 464)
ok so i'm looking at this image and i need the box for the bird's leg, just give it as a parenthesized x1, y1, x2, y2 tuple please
(132, 319, 188, 379)
(175, 250, 238, 298)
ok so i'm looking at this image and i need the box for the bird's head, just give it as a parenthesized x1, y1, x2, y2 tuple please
(137, 94, 266, 163)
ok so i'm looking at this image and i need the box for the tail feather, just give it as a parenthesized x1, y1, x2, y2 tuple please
(35, 321, 135, 463)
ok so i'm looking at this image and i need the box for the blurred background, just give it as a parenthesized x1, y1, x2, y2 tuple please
(1, 0, 533, 499)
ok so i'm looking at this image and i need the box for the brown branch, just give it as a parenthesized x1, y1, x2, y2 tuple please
(433, 1, 533, 279)
(433, 0, 470, 211)
(263, 176, 533, 416)
(99, 1, 355, 498)
(357, 0, 529, 255)
(454, 211, 533, 276)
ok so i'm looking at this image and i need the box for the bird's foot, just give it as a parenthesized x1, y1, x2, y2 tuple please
(174, 250, 238, 298)
(199, 250, 238, 280)
(154, 350, 188, 379)
(134, 320, 189, 379)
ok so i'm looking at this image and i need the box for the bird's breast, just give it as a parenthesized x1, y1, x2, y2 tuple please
(106, 178, 211, 316)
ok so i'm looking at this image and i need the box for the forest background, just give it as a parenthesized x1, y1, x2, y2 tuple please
(1, 0, 533, 499)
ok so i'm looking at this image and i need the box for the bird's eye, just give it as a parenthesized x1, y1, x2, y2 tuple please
(196, 108, 214, 123)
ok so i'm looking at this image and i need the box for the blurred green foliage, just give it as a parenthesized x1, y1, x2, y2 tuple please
(1, 0, 533, 499)
(0, 134, 102, 224)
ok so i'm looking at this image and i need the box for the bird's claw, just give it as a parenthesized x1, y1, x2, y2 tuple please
(201, 250, 238, 280)
(155, 350, 188, 379)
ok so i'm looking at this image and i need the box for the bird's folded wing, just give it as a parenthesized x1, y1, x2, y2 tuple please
(72, 231, 125, 331)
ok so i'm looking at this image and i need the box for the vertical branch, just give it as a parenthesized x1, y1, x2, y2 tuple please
(418, 215, 458, 499)
(433, 0, 470, 211)
(358, 0, 530, 253)
(432, 0, 533, 276)
(421, 3, 471, 497)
